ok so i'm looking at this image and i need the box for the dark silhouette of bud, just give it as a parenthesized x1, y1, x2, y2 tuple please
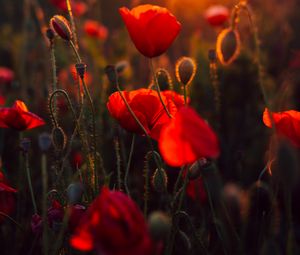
(67, 182, 84, 205)
(20, 138, 31, 153)
(216, 28, 241, 65)
(151, 168, 168, 192)
(148, 211, 171, 241)
(75, 63, 87, 79)
(175, 57, 197, 85)
(38, 132, 52, 152)
(46, 28, 55, 42)
(104, 65, 117, 84)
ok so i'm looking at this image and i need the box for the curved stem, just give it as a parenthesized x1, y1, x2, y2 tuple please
(25, 153, 37, 214)
(149, 59, 172, 118)
(0, 212, 24, 231)
(124, 134, 135, 196)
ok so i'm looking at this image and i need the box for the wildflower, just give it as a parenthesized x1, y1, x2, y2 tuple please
(0, 100, 45, 131)
(119, 4, 181, 58)
(84, 20, 108, 40)
(0, 67, 14, 84)
(204, 5, 229, 27)
(263, 108, 300, 147)
(158, 106, 219, 166)
(70, 187, 156, 255)
(0, 172, 17, 223)
(107, 89, 182, 140)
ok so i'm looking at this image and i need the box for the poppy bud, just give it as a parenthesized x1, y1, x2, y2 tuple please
(68, 204, 86, 233)
(67, 182, 84, 205)
(20, 138, 31, 153)
(156, 68, 173, 91)
(104, 65, 117, 84)
(216, 28, 241, 65)
(151, 168, 168, 192)
(31, 213, 43, 235)
(46, 28, 55, 42)
(188, 160, 202, 180)
(75, 63, 87, 79)
(50, 15, 72, 41)
(51, 126, 67, 151)
(48, 200, 64, 231)
(175, 57, 197, 86)
(38, 132, 52, 152)
(148, 211, 171, 241)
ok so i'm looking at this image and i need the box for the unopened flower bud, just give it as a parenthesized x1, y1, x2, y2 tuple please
(38, 132, 52, 152)
(104, 65, 117, 84)
(175, 57, 197, 85)
(188, 161, 202, 180)
(216, 28, 241, 65)
(148, 211, 171, 241)
(50, 15, 72, 41)
(156, 68, 173, 91)
(151, 168, 168, 192)
(75, 63, 87, 79)
(67, 182, 84, 204)
(51, 126, 67, 151)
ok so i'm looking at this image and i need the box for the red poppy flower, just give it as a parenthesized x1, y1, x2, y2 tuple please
(0, 100, 45, 131)
(119, 4, 181, 58)
(159, 106, 220, 166)
(0, 67, 14, 84)
(107, 89, 179, 140)
(50, 0, 87, 17)
(161, 90, 189, 108)
(204, 5, 229, 27)
(0, 172, 17, 223)
(84, 20, 108, 40)
(70, 187, 156, 255)
(48, 200, 64, 229)
(263, 108, 300, 147)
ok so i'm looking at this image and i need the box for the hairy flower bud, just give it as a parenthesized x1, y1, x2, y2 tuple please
(75, 63, 87, 79)
(151, 168, 168, 192)
(104, 65, 117, 84)
(156, 68, 173, 91)
(175, 57, 197, 86)
(216, 28, 241, 65)
(148, 211, 171, 241)
(50, 15, 72, 41)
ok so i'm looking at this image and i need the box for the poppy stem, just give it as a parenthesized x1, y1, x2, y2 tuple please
(149, 59, 172, 118)
(50, 40, 57, 118)
(65, 0, 78, 49)
(41, 153, 49, 255)
(124, 134, 135, 196)
(183, 84, 187, 105)
(0, 212, 24, 231)
(69, 40, 82, 63)
(25, 152, 38, 215)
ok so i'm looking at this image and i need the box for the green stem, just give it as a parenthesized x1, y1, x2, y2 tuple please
(65, 0, 78, 49)
(25, 153, 37, 214)
(0, 212, 24, 231)
(50, 41, 57, 115)
(69, 40, 82, 63)
(124, 134, 135, 196)
(149, 59, 172, 118)
(41, 153, 48, 255)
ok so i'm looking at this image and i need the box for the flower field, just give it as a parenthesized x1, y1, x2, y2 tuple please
(0, 0, 300, 254)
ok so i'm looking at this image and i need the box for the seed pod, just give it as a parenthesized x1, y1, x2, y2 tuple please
(51, 126, 67, 151)
(38, 132, 52, 152)
(216, 28, 241, 65)
(175, 57, 197, 85)
(155, 68, 173, 91)
(50, 15, 72, 41)
(151, 168, 168, 192)
(148, 211, 171, 241)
